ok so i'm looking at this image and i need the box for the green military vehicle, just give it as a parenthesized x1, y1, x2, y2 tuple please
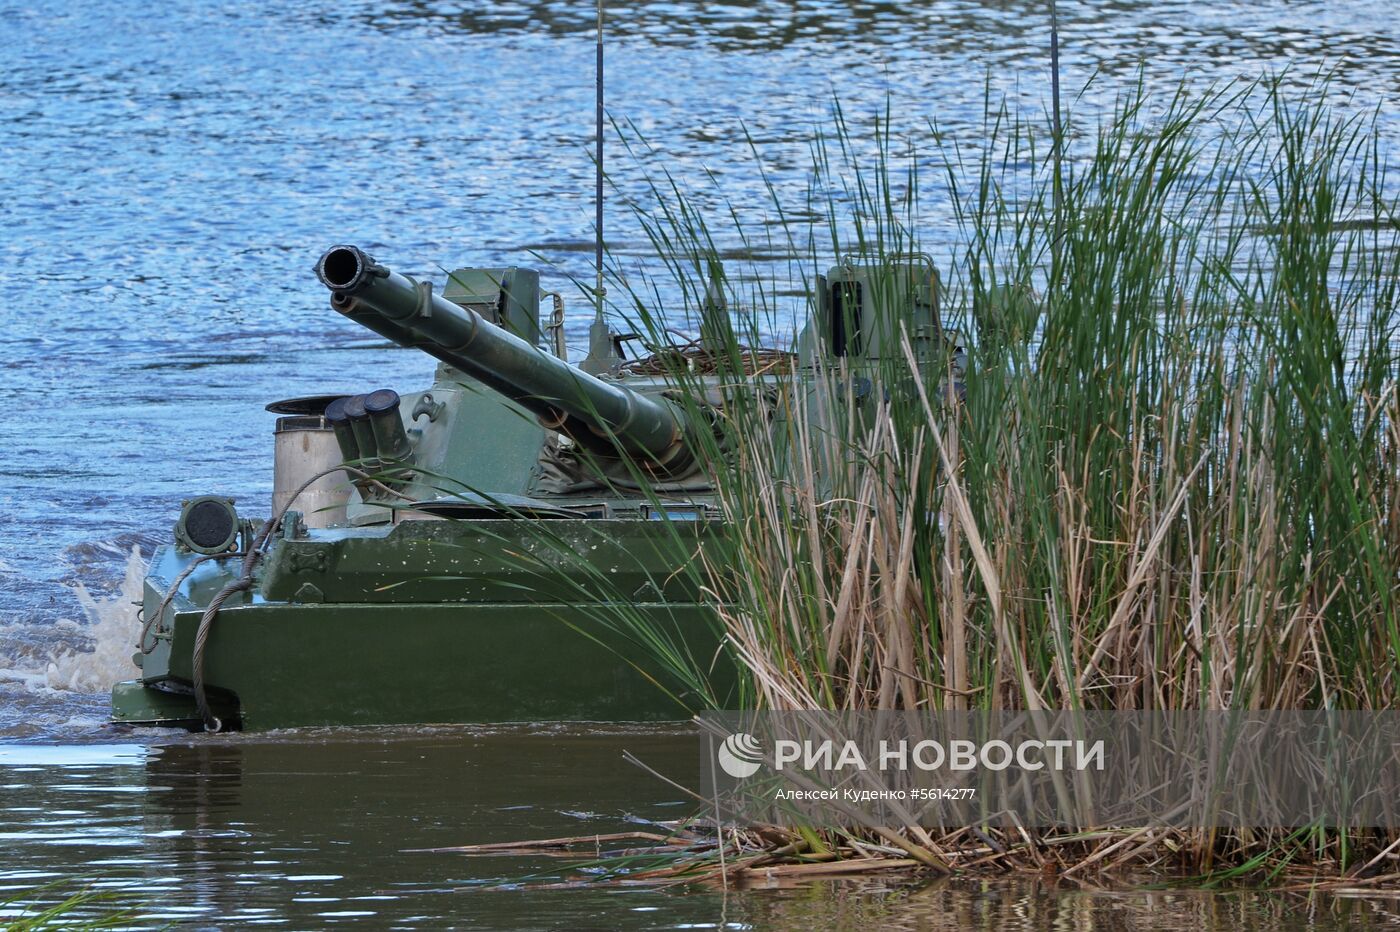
(111, 244, 959, 730)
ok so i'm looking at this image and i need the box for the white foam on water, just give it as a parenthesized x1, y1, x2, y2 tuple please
(0, 744, 150, 767)
(42, 546, 145, 693)
(0, 668, 51, 690)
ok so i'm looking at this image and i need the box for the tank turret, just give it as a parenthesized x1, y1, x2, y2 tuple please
(315, 245, 702, 478)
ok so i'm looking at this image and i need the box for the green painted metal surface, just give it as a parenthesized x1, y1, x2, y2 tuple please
(259, 518, 714, 604)
(126, 598, 727, 730)
(122, 521, 732, 728)
(111, 680, 202, 725)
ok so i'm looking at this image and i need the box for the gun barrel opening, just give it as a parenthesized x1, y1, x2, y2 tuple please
(318, 245, 368, 292)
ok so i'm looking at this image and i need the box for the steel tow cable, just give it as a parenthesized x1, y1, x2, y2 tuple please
(169, 465, 414, 732)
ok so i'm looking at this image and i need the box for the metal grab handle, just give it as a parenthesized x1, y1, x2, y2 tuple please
(837, 251, 937, 276)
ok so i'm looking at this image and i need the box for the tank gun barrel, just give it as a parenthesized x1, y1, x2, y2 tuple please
(315, 245, 693, 472)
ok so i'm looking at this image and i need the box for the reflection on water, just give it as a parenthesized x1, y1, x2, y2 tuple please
(1, 731, 1395, 929)
(1, 729, 706, 928)
(369, 0, 1400, 71)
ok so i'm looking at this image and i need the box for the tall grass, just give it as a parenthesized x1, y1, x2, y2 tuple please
(612, 73, 1400, 714)
(596, 73, 1400, 877)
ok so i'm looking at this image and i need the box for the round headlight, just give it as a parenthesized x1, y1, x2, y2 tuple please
(175, 496, 239, 555)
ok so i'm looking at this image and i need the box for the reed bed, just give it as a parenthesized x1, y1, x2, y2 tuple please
(620, 74, 1399, 713)
(491, 74, 1400, 885)
(438, 818, 1400, 890)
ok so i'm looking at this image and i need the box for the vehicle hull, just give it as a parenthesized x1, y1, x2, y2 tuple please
(113, 521, 732, 730)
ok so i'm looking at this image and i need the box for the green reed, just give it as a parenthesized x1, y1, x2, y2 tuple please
(606, 74, 1399, 715)
(0, 883, 138, 931)
(580, 73, 1400, 876)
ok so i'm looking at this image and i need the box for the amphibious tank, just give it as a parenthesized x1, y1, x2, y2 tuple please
(111, 245, 960, 730)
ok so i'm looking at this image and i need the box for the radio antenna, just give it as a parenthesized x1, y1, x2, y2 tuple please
(581, 0, 616, 373)
(594, 0, 605, 315)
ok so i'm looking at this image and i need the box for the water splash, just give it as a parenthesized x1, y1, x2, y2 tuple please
(43, 546, 145, 692)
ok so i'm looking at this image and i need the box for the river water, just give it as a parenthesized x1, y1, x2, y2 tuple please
(1, 0, 1398, 926)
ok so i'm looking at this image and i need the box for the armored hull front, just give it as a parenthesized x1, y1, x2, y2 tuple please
(117, 516, 729, 729)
